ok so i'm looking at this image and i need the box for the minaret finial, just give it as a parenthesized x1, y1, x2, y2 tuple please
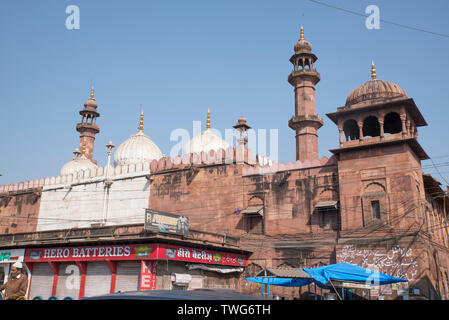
(139, 110, 144, 133)
(371, 61, 376, 80)
(300, 26, 304, 40)
(90, 87, 95, 100)
(206, 109, 211, 130)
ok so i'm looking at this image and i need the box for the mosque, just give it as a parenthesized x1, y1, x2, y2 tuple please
(0, 27, 448, 300)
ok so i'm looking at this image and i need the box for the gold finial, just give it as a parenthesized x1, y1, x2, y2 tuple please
(138, 110, 144, 133)
(371, 61, 376, 80)
(300, 26, 304, 40)
(206, 109, 211, 130)
(90, 87, 95, 100)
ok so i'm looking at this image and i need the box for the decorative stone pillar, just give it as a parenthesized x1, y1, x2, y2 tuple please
(338, 124, 344, 145)
(379, 119, 384, 139)
(358, 121, 364, 141)
(400, 113, 407, 136)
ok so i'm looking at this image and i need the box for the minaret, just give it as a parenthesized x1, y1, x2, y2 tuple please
(288, 26, 323, 161)
(76, 87, 100, 163)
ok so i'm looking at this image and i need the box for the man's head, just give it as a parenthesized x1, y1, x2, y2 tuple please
(11, 261, 22, 277)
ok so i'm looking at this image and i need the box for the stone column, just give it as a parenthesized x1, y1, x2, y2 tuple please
(338, 123, 344, 145)
(400, 114, 407, 136)
(358, 121, 364, 141)
(379, 119, 384, 139)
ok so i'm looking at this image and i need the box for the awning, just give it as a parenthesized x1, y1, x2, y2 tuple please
(245, 277, 313, 287)
(314, 200, 338, 210)
(303, 262, 407, 287)
(246, 267, 313, 287)
(241, 205, 264, 216)
(186, 263, 244, 274)
(255, 267, 312, 279)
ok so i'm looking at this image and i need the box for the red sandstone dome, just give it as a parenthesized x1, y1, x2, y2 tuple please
(84, 97, 98, 109)
(345, 79, 407, 108)
(83, 87, 98, 109)
(294, 26, 312, 53)
(294, 38, 312, 53)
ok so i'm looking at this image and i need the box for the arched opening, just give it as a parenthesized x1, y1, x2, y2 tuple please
(363, 116, 380, 138)
(343, 119, 359, 141)
(383, 112, 402, 135)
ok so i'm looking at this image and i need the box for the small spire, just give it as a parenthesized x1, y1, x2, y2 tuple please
(206, 109, 211, 130)
(371, 61, 377, 80)
(300, 26, 304, 40)
(138, 110, 144, 133)
(73, 148, 81, 159)
(90, 87, 95, 100)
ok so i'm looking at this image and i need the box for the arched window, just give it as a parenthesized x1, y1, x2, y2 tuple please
(384, 112, 402, 135)
(363, 116, 380, 138)
(343, 119, 359, 141)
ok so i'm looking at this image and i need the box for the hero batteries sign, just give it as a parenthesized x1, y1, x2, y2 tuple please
(24, 243, 247, 267)
(26, 245, 144, 261)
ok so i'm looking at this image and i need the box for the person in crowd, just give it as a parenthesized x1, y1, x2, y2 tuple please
(0, 261, 28, 300)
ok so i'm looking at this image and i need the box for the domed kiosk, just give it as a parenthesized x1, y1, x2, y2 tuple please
(114, 112, 163, 166)
(183, 109, 231, 155)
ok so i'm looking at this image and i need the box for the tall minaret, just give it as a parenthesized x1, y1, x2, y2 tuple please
(76, 87, 100, 163)
(288, 26, 323, 161)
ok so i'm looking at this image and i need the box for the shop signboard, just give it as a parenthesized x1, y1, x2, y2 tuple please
(0, 249, 25, 263)
(336, 281, 372, 289)
(144, 209, 189, 235)
(25, 244, 158, 262)
(158, 244, 247, 267)
(25, 243, 247, 267)
(140, 260, 157, 290)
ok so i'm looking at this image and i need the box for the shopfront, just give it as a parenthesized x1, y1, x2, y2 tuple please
(24, 243, 247, 300)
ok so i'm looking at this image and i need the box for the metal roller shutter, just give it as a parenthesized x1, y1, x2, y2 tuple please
(84, 262, 111, 298)
(115, 261, 140, 293)
(28, 263, 53, 300)
(55, 263, 80, 300)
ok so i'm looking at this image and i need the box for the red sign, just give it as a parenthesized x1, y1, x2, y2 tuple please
(25, 244, 157, 262)
(25, 243, 247, 267)
(158, 244, 247, 267)
(140, 260, 157, 290)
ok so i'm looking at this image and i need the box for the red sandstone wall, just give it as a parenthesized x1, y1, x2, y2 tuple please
(337, 143, 424, 231)
(244, 166, 339, 235)
(149, 162, 339, 237)
(0, 188, 41, 234)
(149, 163, 248, 236)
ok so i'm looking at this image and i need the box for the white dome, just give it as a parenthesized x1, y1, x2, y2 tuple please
(114, 131, 163, 166)
(60, 149, 97, 176)
(183, 129, 231, 155)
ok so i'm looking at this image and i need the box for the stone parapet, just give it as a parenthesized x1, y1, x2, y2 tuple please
(243, 155, 337, 176)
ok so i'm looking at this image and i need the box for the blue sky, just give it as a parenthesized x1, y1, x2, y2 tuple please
(1, 0, 448, 188)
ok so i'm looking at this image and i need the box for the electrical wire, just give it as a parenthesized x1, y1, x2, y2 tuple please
(306, 0, 449, 39)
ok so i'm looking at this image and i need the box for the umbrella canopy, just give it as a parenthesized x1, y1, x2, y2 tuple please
(245, 277, 313, 287)
(303, 262, 407, 286)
